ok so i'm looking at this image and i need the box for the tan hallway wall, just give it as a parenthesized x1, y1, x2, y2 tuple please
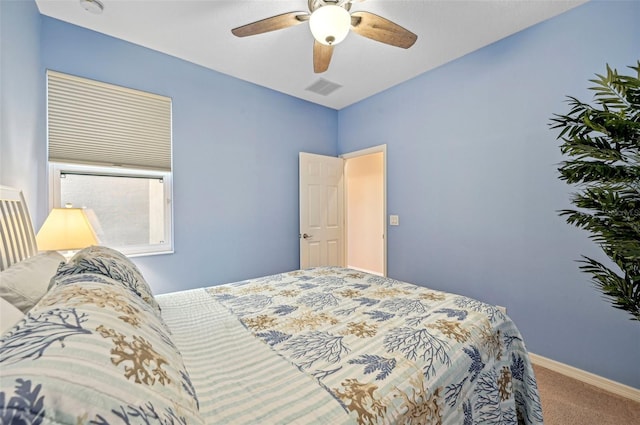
(346, 152, 383, 275)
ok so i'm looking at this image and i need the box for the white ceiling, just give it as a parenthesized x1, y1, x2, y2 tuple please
(35, 0, 587, 110)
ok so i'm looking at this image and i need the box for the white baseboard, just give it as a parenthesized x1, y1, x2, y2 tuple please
(529, 352, 640, 402)
(346, 265, 384, 276)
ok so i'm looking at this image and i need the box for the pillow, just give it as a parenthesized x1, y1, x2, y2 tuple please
(0, 275, 203, 424)
(52, 245, 161, 315)
(0, 251, 65, 313)
(0, 296, 24, 334)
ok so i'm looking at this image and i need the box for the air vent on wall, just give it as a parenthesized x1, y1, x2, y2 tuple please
(305, 78, 342, 96)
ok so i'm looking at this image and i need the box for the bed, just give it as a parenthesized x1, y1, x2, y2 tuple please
(0, 186, 544, 424)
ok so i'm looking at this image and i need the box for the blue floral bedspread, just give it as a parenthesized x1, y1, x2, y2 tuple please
(210, 267, 544, 425)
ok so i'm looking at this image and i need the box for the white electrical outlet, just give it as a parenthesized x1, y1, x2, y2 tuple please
(497, 305, 507, 314)
(389, 215, 399, 226)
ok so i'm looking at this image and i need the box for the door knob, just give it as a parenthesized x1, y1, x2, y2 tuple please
(302, 233, 312, 239)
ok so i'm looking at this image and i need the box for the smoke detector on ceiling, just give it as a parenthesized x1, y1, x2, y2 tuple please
(79, 0, 104, 15)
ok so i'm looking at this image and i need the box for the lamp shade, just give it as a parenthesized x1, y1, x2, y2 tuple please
(309, 5, 351, 46)
(36, 208, 98, 251)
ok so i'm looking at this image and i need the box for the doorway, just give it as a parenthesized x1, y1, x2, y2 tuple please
(342, 145, 386, 276)
(299, 145, 386, 276)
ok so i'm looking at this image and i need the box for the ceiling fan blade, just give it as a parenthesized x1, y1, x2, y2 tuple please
(313, 41, 333, 73)
(232, 12, 309, 37)
(350, 11, 417, 49)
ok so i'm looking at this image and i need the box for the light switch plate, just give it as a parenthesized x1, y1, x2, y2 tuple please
(389, 215, 399, 226)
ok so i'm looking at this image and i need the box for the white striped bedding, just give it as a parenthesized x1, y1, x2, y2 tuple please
(157, 288, 354, 424)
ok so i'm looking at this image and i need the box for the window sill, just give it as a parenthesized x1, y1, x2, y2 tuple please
(122, 249, 174, 259)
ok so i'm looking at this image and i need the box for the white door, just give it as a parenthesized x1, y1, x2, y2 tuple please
(299, 152, 344, 268)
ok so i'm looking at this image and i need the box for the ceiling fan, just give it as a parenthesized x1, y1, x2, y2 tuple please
(231, 0, 417, 73)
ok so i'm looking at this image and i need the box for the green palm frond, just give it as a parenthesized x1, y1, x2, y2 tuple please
(578, 256, 640, 321)
(558, 161, 638, 183)
(589, 64, 632, 109)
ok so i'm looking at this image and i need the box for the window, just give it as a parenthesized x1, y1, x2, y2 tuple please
(46, 71, 173, 256)
(49, 163, 172, 256)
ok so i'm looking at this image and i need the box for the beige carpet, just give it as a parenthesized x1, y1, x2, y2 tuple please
(533, 364, 640, 425)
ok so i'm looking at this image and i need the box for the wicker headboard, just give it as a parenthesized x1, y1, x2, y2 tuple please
(0, 186, 38, 271)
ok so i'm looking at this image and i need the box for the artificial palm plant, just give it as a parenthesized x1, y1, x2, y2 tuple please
(550, 61, 640, 321)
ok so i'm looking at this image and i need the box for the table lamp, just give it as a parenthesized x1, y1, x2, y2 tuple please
(36, 206, 98, 258)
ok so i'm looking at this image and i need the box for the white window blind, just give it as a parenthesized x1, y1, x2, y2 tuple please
(47, 70, 172, 171)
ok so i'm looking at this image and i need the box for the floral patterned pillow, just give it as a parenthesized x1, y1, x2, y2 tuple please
(53, 245, 161, 315)
(0, 275, 203, 424)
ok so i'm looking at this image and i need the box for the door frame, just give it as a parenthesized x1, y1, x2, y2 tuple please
(340, 144, 387, 277)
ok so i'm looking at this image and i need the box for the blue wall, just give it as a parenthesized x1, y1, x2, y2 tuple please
(1, 0, 638, 388)
(0, 0, 46, 219)
(338, 1, 640, 388)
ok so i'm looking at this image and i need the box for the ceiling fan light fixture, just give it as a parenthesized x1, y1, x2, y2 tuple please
(309, 5, 351, 46)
